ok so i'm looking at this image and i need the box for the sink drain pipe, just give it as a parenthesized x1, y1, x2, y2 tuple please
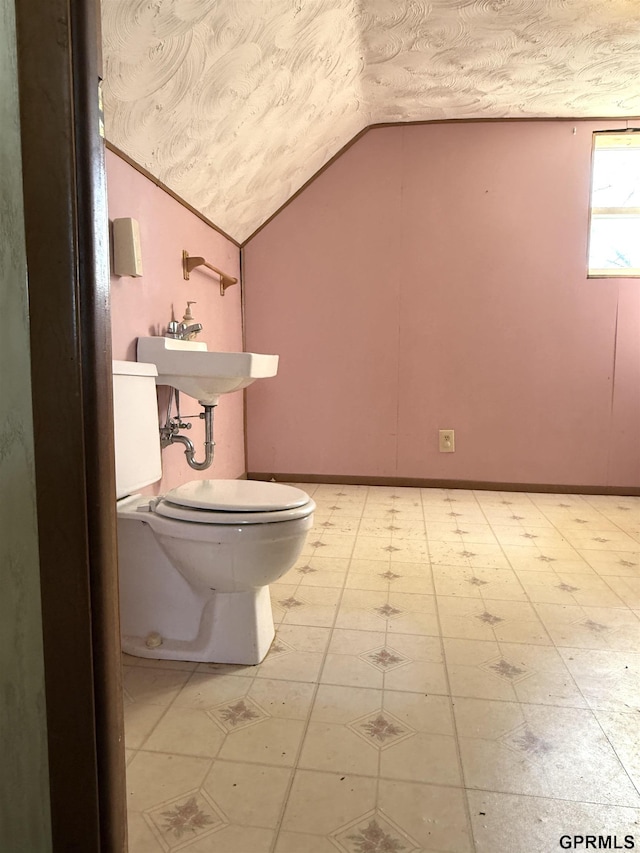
(159, 387, 216, 471)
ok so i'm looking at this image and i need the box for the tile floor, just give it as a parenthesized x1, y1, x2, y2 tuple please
(123, 485, 640, 853)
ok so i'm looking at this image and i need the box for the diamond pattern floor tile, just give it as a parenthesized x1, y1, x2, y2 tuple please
(123, 484, 640, 853)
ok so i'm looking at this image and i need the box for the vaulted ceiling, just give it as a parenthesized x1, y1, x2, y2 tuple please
(101, 0, 640, 243)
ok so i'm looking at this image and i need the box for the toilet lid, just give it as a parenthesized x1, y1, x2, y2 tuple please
(154, 479, 315, 525)
(164, 479, 310, 511)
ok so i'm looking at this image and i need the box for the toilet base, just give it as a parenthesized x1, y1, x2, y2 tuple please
(122, 586, 275, 665)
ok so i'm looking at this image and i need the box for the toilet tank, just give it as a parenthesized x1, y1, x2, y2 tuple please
(112, 360, 162, 498)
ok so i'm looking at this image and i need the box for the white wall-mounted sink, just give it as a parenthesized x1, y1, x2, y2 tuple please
(137, 337, 279, 404)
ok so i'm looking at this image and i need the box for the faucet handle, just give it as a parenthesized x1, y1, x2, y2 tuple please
(166, 320, 180, 338)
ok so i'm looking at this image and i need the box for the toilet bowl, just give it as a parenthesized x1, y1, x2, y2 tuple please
(117, 480, 315, 664)
(113, 360, 315, 665)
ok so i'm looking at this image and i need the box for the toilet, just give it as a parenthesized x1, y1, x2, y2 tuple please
(113, 359, 315, 665)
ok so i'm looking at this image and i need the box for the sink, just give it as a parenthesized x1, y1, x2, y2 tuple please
(137, 337, 278, 404)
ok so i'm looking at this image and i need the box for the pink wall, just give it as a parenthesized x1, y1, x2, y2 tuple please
(243, 121, 640, 489)
(106, 150, 245, 491)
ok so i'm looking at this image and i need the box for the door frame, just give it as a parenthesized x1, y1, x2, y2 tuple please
(15, 0, 126, 849)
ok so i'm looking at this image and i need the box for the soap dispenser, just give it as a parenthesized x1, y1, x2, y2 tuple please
(181, 301, 200, 340)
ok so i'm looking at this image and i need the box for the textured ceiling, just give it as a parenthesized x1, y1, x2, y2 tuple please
(102, 0, 640, 242)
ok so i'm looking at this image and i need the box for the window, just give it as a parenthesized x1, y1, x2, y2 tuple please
(588, 131, 640, 277)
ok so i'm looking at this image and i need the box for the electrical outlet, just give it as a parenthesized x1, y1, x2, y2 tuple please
(439, 429, 455, 452)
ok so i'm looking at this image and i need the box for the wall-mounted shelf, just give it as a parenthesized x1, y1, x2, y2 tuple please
(182, 250, 238, 296)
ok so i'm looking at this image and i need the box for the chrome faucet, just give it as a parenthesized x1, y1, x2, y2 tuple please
(165, 320, 203, 340)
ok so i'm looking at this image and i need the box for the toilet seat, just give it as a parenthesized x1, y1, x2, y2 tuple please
(154, 479, 315, 525)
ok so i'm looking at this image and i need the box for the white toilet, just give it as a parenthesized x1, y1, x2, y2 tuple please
(113, 359, 315, 665)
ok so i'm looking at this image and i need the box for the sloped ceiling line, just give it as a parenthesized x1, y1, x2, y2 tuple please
(102, 0, 640, 242)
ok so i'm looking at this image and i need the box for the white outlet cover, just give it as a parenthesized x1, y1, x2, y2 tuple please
(439, 429, 455, 452)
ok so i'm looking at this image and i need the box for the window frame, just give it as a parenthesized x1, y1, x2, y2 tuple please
(587, 130, 640, 279)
